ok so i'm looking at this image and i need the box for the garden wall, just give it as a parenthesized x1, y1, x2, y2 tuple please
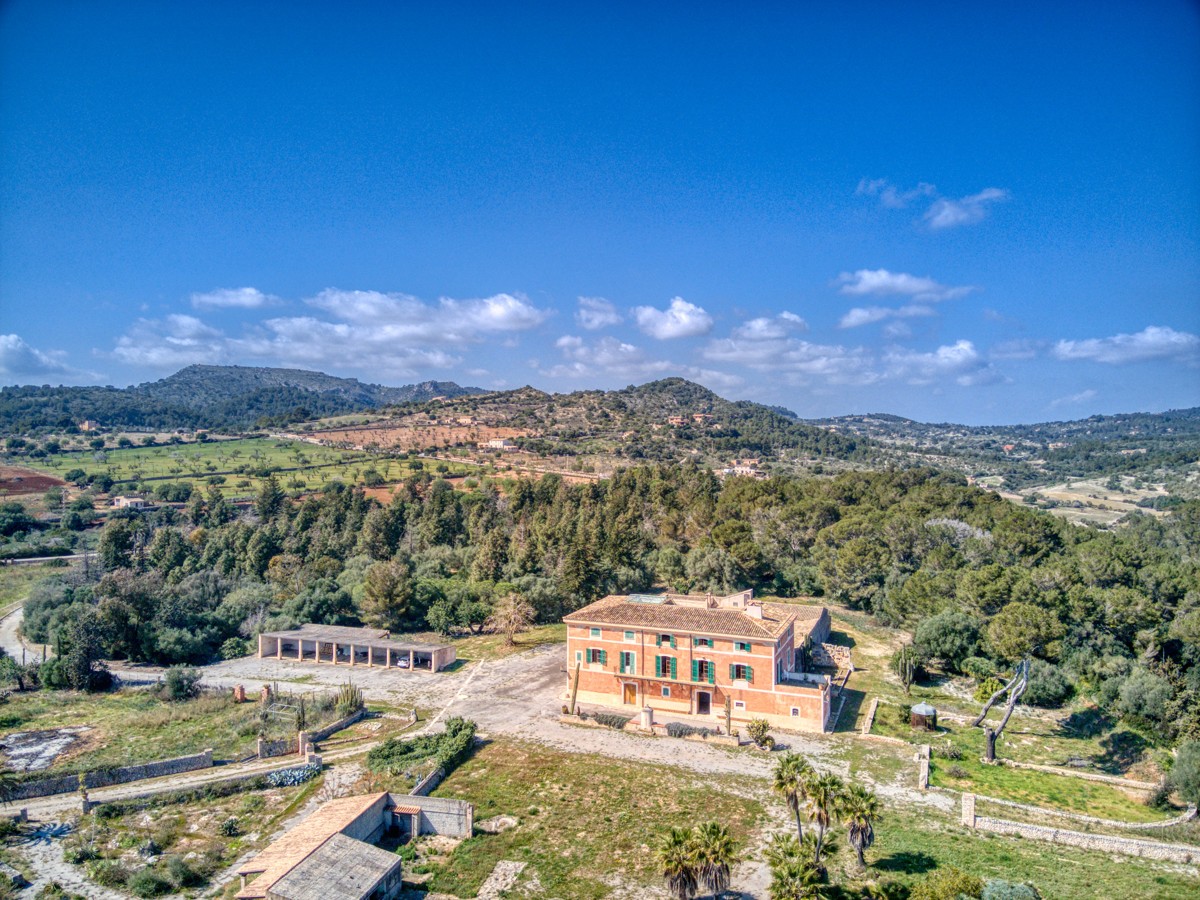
(388, 792, 473, 838)
(810, 643, 853, 670)
(308, 707, 367, 743)
(11, 749, 214, 801)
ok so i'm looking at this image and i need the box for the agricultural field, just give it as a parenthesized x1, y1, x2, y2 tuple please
(23, 437, 472, 499)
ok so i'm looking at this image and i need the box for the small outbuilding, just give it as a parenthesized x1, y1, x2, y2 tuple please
(911, 701, 938, 731)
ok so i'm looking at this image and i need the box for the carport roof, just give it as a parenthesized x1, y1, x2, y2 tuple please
(259, 624, 453, 653)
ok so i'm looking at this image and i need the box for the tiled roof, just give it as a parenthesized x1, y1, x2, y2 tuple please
(563, 595, 825, 641)
(268, 833, 401, 900)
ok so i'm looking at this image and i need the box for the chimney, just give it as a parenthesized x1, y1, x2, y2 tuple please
(745, 602, 763, 619)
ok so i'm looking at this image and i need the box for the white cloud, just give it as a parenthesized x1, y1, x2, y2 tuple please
(0, 334, 94, 382)
(835, 269, 973, 302)
(633, 297, 714, 340)
(856, 178, 937, 209)
(732, 312, 807, 340)
(924, 188, 1009, 230)
(839, 304, 934, 329)
(576, 296, 622, 330)
(544, 335, 742, 390)
(883, 340, 1003, 386)
(1053, 326, 1200, 365)
(1050, 389, 1098, 408)
(190, 287, 280, 310)
(112, 288, 551, 377)
(704, 334, 876, 385)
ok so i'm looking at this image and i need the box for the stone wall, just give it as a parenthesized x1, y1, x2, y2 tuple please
(388, 793, 473, 838)
(11, 749, 214, 801)
(810, 643, 853, 670)
(978, 794, 1198, 831)
(256, 737, 297, 759)
(411, 767, 445, 797)
(308, 707, 367, 743)
(81, 758, 319, 813)
(961, 793, 1199, 864)
(860, 698, 879, 735)
(998, 758, 1157, 791)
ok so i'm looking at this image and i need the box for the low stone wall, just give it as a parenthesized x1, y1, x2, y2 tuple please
(411, 767, 445, 797)
(961, 793, 1199, 864)
(257, 737, 297, 759)
(976, 794, 1198, 831)
(308, 707, 368, 743)
(11, 749, 214, 801)
(810, 642, 853, 670)
(998, 758, 1158, 791)
(860, 698, 879, 735)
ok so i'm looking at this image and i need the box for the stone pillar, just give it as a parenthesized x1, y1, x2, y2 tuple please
(257, 635, 263, 659)
(350, 644, 356, 666)
(409, 650, 414, 670)
(276, 639, 282, 660)
(961, 793, 976, 828)
(297, 732, 310, 756)
(641, 707, 654, 729)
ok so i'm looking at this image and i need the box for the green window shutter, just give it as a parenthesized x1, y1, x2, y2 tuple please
(708, 663, 715, 684)
(692, 637, 698, 647)
(670, 658, 677, 679)
(746, 666, 753, 683)
(729, 663, 736, 681)
(691, 659, 698, 681)
(655, 634, 662, 648)
(600, 649, 607, 666)
(670, 636, 677, 649)
(655, 656, 662, 677)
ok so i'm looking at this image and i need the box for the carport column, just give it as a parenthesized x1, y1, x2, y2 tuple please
(276, 639, 282, 660)
(257, 635, 263, 659)
(350, 643, 356, 666)
(409, 650, 415, 669)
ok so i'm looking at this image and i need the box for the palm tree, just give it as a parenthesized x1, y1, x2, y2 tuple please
(842, 783, 882, 870)
(772, 752, 814, 841)
(768, 856, 828, 900)
(656, 826, 699, 900)
(691, 821, 738, 898)
(803, 772, 844, 867)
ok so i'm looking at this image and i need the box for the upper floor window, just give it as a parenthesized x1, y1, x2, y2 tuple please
(590, 627, 601, 638)
(624, 630, 635, 642)
(730, 663, 754, 682)
(586, 648, 607, 665)
(735, 641, 752, 653)
(693, 637, 714, 648)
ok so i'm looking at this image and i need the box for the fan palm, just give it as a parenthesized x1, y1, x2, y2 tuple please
(772, 752, 814, 841)
(803, 772, 844, 866)
(692, 821, 738, 898)
(842, 783, 882, 869)
(655, 826, 699, 900)
(768, 857, 828, 900)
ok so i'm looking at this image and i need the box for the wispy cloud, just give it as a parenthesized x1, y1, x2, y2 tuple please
(835, 269, 974, 302)
(633, 297, 714, 340)
(576, 296, 622, 330)
(732, 311, 807, 340)
(839, 304, 934, 329)
(883, 340, 1003, 386)
(544, 334, 741, 390)
(0, 334, 97, 383)
(857, 178, 1009, 230)
(1050, 389, 1098, 408)
(924, 188, 1009, 230)
(856, 178, 936, 209)
(191, 287, 280, 310)
(1053, 325, 1200, 365)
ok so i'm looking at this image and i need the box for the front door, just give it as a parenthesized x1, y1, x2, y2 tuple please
(696, 691, 711, 716)
(623, 682, 637, 705)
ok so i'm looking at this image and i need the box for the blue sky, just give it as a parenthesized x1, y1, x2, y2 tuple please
(1, 1, 1197, 424)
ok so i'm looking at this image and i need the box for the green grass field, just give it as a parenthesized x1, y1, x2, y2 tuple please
(27, 437, 472, 499)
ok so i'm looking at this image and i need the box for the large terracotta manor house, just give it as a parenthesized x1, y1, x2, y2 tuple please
(563, 590, 834, 732)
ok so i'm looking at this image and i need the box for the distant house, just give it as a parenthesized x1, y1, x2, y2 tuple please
(563, 590, 834, 732)
(78, 420, 98, 432)
(667, 415, 686, 426)
(256, 624, 456, 673)
(691, 413, 713, 423)
(485, 438, 517, 450)
(111, 496, 147, 509)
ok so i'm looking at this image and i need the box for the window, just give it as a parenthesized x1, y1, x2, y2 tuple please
(692, 659, 715, 684)
(735, 641, 752, 653)
(586, 648, 607, 665)
(655, 633, 677, 649)
(624, 630, 635, 643)
(791, 708, 800, 717)
(655, 655, 678, 679)
(734, 700, 745, 710)
(693, 637, 713, 648)
(574, 650, 582, 664)
(589, 627, 601, 638)
(730, 663, 753, 682)
(661, 686, 671, 698)
(619, 651, 636, 674)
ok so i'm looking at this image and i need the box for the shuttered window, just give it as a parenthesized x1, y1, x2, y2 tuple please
(586, 648, 607, 665)
(730, 664, 753, 682)
(620, 651, 635, 673)
(693, 659, 714, 683)
(735, 641, 752, 653)
(656, 656, 678, 678)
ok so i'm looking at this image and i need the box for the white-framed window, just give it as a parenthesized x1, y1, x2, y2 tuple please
(624, 630, 635, 642)
(661, 686, 671, 698)
(731, 663, 753, 682)
(734, 700, 745, 710)
(590, 626, 601, 638)
(735, 640, 752, 652)
(619, 651, 636, 674)
(790, 708, 800, 717)
(574, 650, 582, 664)
(586, 648, 607, 665)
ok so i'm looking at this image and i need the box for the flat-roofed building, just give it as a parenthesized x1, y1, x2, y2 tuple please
(563, 590, 834, 732)
(256, 624, 455, 673)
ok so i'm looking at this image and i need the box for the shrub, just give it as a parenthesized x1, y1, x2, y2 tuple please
(266, 762, 322, 787)
(947, 764, 969, 779)
(86, 860, 131, 888)
(938, 741, 963, 761)
(219, 637, 251, 660)
(974, 677, 1004, 703)
(127, 868, 172, 898)
(162, 666, 201, 702)
(746, 718, 773, 749)
(592, 712, 631, 730)
(982, 880, 1041, 900)
(63, 845, 99, 863)
(165, 855, 205, 888)
(218, 816, 240, 837)
(1170, 740, 1200, 806)
(961, 656, 998, 682)
(911, 866, 985, 900)
(1022, 660, 1072, 708)
(665, 722, 713, 739)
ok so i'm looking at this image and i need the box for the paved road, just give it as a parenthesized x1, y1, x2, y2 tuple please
(0, 604, 49, 664)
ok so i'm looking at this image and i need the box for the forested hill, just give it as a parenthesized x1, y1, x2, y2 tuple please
(0, 365, 484, 433)
(379, 377, 865, 462)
